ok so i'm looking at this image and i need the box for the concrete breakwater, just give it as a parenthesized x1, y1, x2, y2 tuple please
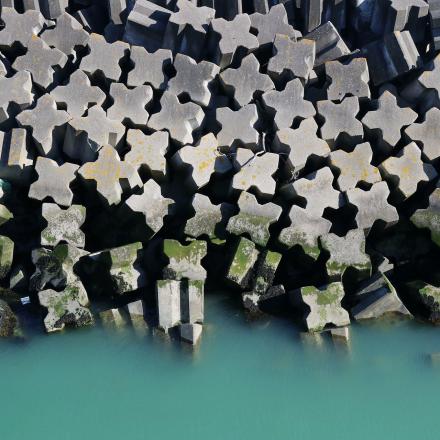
(0, 1, 440, 346)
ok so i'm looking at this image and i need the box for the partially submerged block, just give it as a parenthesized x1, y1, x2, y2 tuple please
(163, 239, 207, 281)
(300, 282, 350, 332)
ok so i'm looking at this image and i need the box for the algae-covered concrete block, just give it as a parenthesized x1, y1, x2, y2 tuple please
(41, 203, 86, 248)
(226, 236, 260, 288)
(38, 287, 94, 333)
(407, 281, 440, 324)
(411, 185, 440, 247)
(0, 299, 20, 337)
(320, 229, 371, 279)
(227, 191, 282, 247)
(0, 236, 14, 280)
(163, 239, 207, 281)
(300, 282, 350, 332)
(156, 279, 181, 332)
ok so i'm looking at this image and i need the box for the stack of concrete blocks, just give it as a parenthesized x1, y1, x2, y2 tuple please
(156, 239, 207, 344)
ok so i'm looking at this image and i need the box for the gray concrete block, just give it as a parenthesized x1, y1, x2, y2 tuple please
(126, 129, 169, 182)
(17, 94, 70, 158)
(78, 145, 142, 206)
(220, 53, 274, 107)
(180, 322, 203, 344)
(41, 203, 86, 248)
(64, 105, 125, 163)
(156, 279, 181, 332)
(167, 53, 219, 107)
(346, 181, 399, 230)
(50, 70, 106, 118)
(262, 78, 316, 130)
(226, 191, 282, 246)
(28, 157, 78, 207)
(148, 91, 204, 145)
(216, 104, 259, 152)
(0, 71, 33, 125)
(107, 82, 153, 126)
(226, 236, 260, 288)
(13, 36, 68, 90)
(127, 46, 172, 90)
(80, 33, 130, 82)
(267, 35, 315, 83)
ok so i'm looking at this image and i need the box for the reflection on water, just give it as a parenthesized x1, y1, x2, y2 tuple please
(0, 291, 439, 440)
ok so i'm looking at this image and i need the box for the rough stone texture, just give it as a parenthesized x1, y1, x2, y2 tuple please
(272, 118, 330, 173)
(320, 229, 371, 278)
(88, 242, 145, 294)
(347, 181, 399, 230)
(107, 83, 153, 125)
(13, 36, 68, 90)
(220, 54, 274, 107)
(0, 71, 34, 125)
(262, 79, 315, 130)
(127, 46, 173, 90)
(41, 203, 86, 248)
(125, 130, 169, 182)
(64, 105, 126, 163)
(209, 14, 259, 68)
(216, 104, 259, 152)
(410, 185, 440, 246)
(317, 97, 364, 148)
(80, 33, 130, 82)
(163, 239, 207, 281)
(38, 288, 94, 333)
(184, 193, 229, 239)
(124, 179, 174, 236)
(232, 148, 279, 199)
(168, 54, 219, 107)
(380, 142, 437, 200)
(300, 282, 350, 332)
(267, 36, 315, 83)
(50, 70, 106, 118)
(405, 108, 440, 162)
(281, 167, 342, 217)
(226, 236, 260, 288)
(226, 191, 282, 246)
(329, 142, 381, 192)
(352, 275, 411, 320)
(148, 91, 204, 145)
(41, 12, 90, 58)
(29, 157, 78, 207)
(409, 281, 440, 323)
(78, 145, 142, 206)
(17, 94, 70, 158)
(0, 236, 14, 280)
(0, 128, 34, 185)
(325, 57, 370, 101)
(279, 205, 332, 258)
(0, 299, 20, 338)
(171, 132, 232, 191)
(362, 90, 417, 151)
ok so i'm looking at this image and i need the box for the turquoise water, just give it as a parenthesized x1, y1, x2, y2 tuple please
(1, 292, 439, 440)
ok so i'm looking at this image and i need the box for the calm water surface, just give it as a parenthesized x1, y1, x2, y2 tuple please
(0, 292, 439, 440)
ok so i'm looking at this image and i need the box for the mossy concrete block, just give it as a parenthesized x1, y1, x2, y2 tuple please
(352, 275, 411, 321)
(38, 287, 94, 333)
(0, 299, 20, 337)
(407, 281, 440, 324)
(156, 279, 181, 332)
(41, 203, 86, 248)
(253, 250, 282, 294)
(0, 235, 14, 280)
(300, 282, 350, 332)
(410, 186, 440, 247)
(226, 237, 259, 289)
(163, 239, 207, 281)
(320, 229, 371, 279)
(0, 204, 12, 227)
(227, 191, 282, 247)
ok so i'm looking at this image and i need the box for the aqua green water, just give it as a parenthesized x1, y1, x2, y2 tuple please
(0, 292, 439, 440)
